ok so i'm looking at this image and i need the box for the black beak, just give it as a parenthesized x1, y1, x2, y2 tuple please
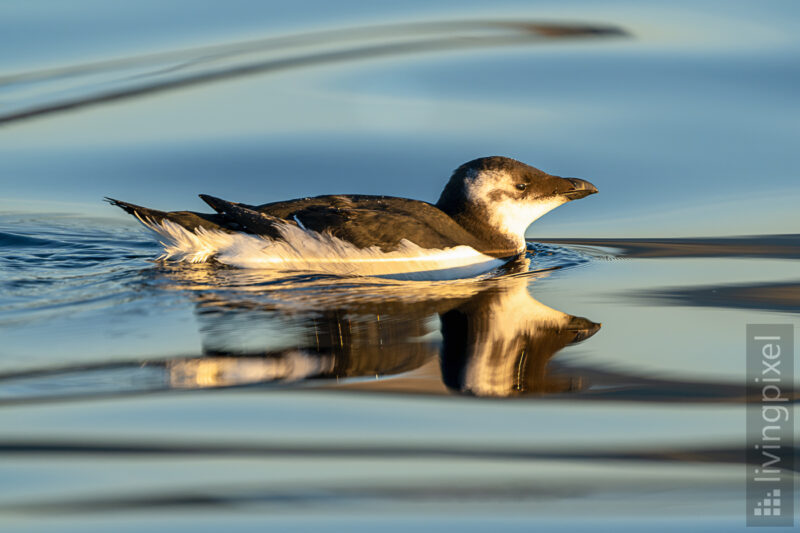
(562, 177, 598, 200)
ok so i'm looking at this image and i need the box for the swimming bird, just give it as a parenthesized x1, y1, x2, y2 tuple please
(107, 156, 597, 279)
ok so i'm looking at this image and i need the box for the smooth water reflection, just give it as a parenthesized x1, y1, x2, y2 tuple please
(0, 255, 602, 400)
(172, 257, 601, 397)
(0, 20, 624, 125)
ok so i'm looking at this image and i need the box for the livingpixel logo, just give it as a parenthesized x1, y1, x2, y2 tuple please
(746, 324, 794, 527)
(752, 489, 781, 517)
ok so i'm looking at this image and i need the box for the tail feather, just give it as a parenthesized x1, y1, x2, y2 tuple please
(105, 197, 168, 222)
(105, 197, 232, 234)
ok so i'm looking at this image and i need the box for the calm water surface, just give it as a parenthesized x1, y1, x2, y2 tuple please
(0, 1, 798, 531)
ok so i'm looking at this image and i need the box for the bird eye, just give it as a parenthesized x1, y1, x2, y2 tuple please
(515, 183, 527, 191)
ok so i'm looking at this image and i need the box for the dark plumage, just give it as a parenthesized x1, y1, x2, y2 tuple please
(107, 156, 597, 260)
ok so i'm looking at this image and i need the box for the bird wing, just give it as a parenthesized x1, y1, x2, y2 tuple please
(109, 194, 486, 253)
(252, 194, 485, 251)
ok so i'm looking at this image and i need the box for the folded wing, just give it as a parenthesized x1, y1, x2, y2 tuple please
(109, 194, 487, 253)
(252, 194, 484, 251)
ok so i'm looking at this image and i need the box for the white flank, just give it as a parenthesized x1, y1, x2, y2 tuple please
(139, 217, 506, 281)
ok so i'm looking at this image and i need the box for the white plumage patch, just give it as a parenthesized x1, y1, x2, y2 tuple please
(489, 197, 566, 237)
(463, 169, 566, 247)
(139, 217, 506, 281)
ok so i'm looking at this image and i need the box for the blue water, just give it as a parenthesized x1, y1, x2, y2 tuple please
(1, 1, 799, 531)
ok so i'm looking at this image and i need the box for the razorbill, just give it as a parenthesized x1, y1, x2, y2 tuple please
(107, 156, 597, 279)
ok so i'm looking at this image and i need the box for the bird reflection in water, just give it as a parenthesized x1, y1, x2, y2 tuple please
(162, 256, 601, 397)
